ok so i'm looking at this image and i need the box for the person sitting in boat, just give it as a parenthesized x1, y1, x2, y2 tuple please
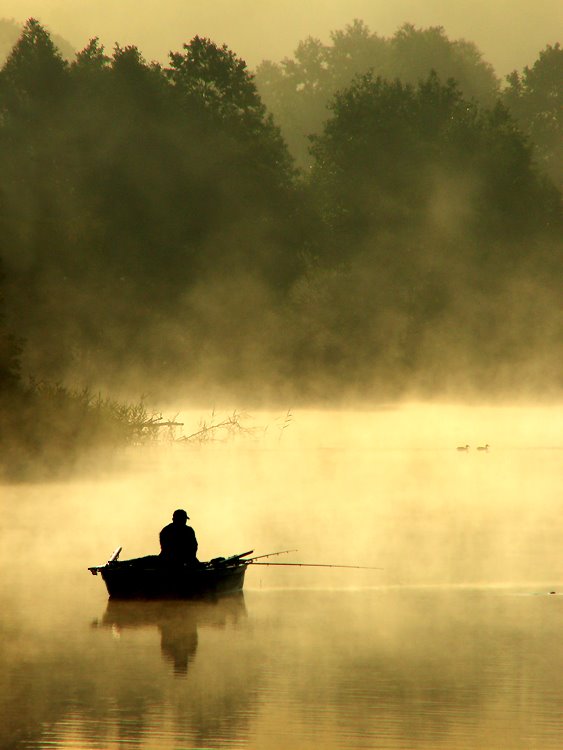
(159, 509, 199, 566)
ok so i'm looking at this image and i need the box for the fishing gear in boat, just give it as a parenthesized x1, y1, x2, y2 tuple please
(244, 549, 298, 562)
(206, 550, 254, 567)
(88, 546, 382, 600)
(248, 561, 384, 570)
(226, 549, 382, 570)
(206, 549, 298, 568)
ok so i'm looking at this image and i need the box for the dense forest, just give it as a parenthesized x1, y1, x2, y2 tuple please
(0, 19, 561, 476)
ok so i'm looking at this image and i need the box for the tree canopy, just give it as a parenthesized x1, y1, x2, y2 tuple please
(0, 21, 309, 392)
(503, 43, 563, 189)
(255, 21, 499, 166)
(0, 19, 561, 415)
(310, 72, 560, 244)
(0, 17, 74, 65)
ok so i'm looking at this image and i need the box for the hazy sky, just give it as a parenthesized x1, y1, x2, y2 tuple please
(2, 0, 561, 75)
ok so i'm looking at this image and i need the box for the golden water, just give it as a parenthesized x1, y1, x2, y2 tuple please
(1, 404, 562, 749)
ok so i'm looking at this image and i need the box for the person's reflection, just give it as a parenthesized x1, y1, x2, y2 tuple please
(98, 594, 246, 677)
(159, 607, 198, 676)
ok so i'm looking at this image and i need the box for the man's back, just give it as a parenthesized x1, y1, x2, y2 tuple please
(159, 511, 198, 564)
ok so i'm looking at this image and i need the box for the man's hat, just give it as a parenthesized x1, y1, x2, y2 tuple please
(173, 508, 189, 520)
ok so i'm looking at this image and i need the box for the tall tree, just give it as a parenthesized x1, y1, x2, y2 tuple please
(389, 24, 497, 104)
(0, 17, 68, 114)
(255, 21, 499, 167)
(0, 17, 74, 65)
(291, 70, 563, 396)
(165, 37, 304, 288)
(503, 44, 563, 189)
(0, 265, 22, 394)
(168, 36, 293, 177)
(310, 71, 559, 249)
(0, 26, 309, 390)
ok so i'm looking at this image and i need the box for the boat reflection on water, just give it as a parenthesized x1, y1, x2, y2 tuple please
(93, 593, 247, 676)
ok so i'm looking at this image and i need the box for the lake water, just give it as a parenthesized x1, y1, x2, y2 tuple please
(1, 403, 562, 749)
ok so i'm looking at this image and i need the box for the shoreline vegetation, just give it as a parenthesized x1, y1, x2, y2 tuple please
(0, 382, 163, 480)
(0, 19, 561, 479)
(0, 375, 287, 480)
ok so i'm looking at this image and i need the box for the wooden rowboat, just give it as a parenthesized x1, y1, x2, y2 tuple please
(88, 547, 252, 600)
(89, 547, 381, 600)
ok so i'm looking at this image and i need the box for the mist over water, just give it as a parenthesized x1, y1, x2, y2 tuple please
(1, 403, 562, 749)
(5, 402, 561, 586)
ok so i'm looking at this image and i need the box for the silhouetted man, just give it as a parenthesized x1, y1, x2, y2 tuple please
(159, 509, 199, 565)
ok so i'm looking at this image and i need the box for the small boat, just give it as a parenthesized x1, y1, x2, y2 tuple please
(89, 547, 382, 600)
(89, 547, 252, 600)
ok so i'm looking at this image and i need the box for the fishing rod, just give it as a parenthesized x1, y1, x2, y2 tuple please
(249, 562, 384, 570)
(210, 549, 297, 568)
(244, 549, 298, 563)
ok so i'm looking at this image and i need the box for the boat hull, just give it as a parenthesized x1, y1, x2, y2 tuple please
(98, 556, 247, 600)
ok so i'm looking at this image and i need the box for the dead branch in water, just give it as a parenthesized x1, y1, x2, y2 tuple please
(178, 410, 259, 444)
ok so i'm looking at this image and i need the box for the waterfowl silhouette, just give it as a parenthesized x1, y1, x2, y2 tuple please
(477, 444, 490, 451)
(456, 444, 470, 451)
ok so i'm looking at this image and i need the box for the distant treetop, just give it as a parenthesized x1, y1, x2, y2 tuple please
(0, 17, 74, 64)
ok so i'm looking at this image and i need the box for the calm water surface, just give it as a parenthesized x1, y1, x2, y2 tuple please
(1, 405, 562, 749)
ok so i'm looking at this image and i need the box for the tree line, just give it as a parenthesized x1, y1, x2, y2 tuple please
(255, 21, 562, 187)
(0, 19, 561, 474)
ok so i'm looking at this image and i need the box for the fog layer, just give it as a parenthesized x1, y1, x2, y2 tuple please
(2, 0, 561, 74)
